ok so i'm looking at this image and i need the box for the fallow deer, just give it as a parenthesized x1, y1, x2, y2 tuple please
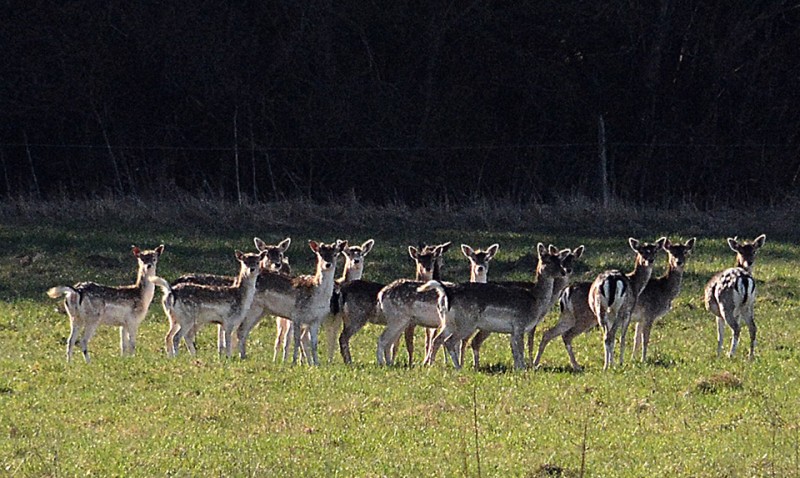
(151, 250, 265, 358)
(321, 239, 375, 362)
(236, 240, 346, 364)
(589, 237, 665, 370)
(418, 243, 567, 370)
(47, 244, 165, 362)
(704, 234, 765, 359)
(631, 238, 696, 362)
(170, 237, 291, 356)
(375, 242, 452, 366)
(466, 245, 583, 368)
(335, 242, 444, 364)
(455, 243, 499, 365)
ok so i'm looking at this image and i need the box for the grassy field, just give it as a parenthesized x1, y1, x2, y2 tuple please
(1, 198, 799, 477)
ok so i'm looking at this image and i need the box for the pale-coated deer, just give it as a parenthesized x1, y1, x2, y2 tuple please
(704, 234, 765, 360)
(466, 245, 583, 369)
(237, 240, 346, 364)
(335, 242, 446, 364)
(631, 238, 696, 362)
(589, 237, 665, 370)
(375, 242, 452, 366)
(151, 250, 265, 358)
(418, 243, 567, 370)
(47, 244, 165, 362)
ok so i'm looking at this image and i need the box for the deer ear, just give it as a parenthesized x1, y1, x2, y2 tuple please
(753, 234, 766, 249)
(686, 238, 696, 250)
(461, 244, 474, 258)
(337, 240, 347, 253)
(235, 250, 245, 261)
(727, 237, 739, 251)
(254, 237, 267, 252)
(361, 239, 375, 256)
(536, 243, 547, 257)
(408, 246, 419, 260)
(572, 245, 585, 259)
(132, 246, 141, 257)
(278, 237, 291, 253)
(155, 245, 165, 256)
(486, 243, 499, 259)
(548, 244, 559, 255)
(309, 240, 320, 253)
(656, 237, 667, 249)
(628, 238, 640, 250)
(438, 242, 452, 254)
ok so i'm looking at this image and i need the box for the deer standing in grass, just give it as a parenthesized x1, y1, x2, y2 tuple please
(631, 238, 696, 362)
(237, 240, 346, 365)
(171, 237, 291, 356)
(336, 243, 444, 364)
(418, 243, 567, 370)
(466, 245, 583, 369)
(319, 239, 375, 362)
(589, 237, 665, 370)
(47, 244, 165, 362)
(455, 244, 499, 365)
(704, 234, 765, 360)
(375, 242, 451, 366)
(152, 250, 265, 358)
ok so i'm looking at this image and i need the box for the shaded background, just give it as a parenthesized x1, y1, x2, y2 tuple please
(2, 1, 799, 206)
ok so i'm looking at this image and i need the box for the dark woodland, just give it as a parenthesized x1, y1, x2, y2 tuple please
(2, 1, 799, 206)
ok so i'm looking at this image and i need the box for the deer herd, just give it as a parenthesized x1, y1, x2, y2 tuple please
(46, 233, 767, 371)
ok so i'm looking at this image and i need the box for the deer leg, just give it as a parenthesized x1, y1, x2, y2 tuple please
(533, 318, 574, 369)
(640, 320, 654, 363)
(469, 329, 491, 370)
(618, 313, 632, 367)
(79, 320, 100, 363)
(443, 334, 462, 370)
(307, 322, 321, 366)
(404, 324, 416, 366)
(746, 310, 757, 361)
(510, 329, 526, 370)
(66, 317, 80, 362)
(715, 316, 726, 358)
(273, 317, 285, 362)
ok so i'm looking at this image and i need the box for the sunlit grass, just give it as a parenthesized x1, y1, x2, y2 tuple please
(1, 199, 799, 476)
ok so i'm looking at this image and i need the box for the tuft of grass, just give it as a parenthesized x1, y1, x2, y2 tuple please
(693, 371, 744, 394)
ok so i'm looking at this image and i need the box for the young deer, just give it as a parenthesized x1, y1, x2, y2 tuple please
(336, 243, 444, 364)
(455, 243, 500, 365)
(320, 239, 375, 362)
(47, 244, 165, 362)
(375, 242, 452, 366)
(704, 234, 766, 359)
(237, 240, 346, 364)
(466, 245, 583, 369)
(589, 237, 665, 370)
(418, 243, 567, 370)
(152, 250, 265, 358)
(170, 237, 291, 355)
(631, 238, 696, 362)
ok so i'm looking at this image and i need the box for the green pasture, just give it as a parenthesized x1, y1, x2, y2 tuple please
(0, 200, 798, 477)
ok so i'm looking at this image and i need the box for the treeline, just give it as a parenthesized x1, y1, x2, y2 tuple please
(2, 1, 799, 205)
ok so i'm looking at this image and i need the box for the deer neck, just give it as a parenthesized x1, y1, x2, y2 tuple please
(661, 263, 685, 299)
(530, 268, 556, 317)
(470, 268, 487, 283)
(339, 261, 363, 283)
(627, 258, 654, 296)
(315, 260, 339, 296)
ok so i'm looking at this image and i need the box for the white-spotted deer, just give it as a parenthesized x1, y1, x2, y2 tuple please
(375, 242, 452, 366)
(631, 238, 696, 362)
(418, 243, 567, 370)
(47, 244, 165, 362)
(237, 240, 346, 365)
(151, 250, 265, 358)
(704, 234, 765, 359)
(171, 237, 291, 356)
(336, 242, 444, 364)
(466, 245, 583, 369)
(589, 237, 665, 370)
(320, 239, 375, 362)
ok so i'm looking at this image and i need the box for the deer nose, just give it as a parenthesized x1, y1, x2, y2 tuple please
(476, 266, 485, 273)
(324, 262, 332, 270)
